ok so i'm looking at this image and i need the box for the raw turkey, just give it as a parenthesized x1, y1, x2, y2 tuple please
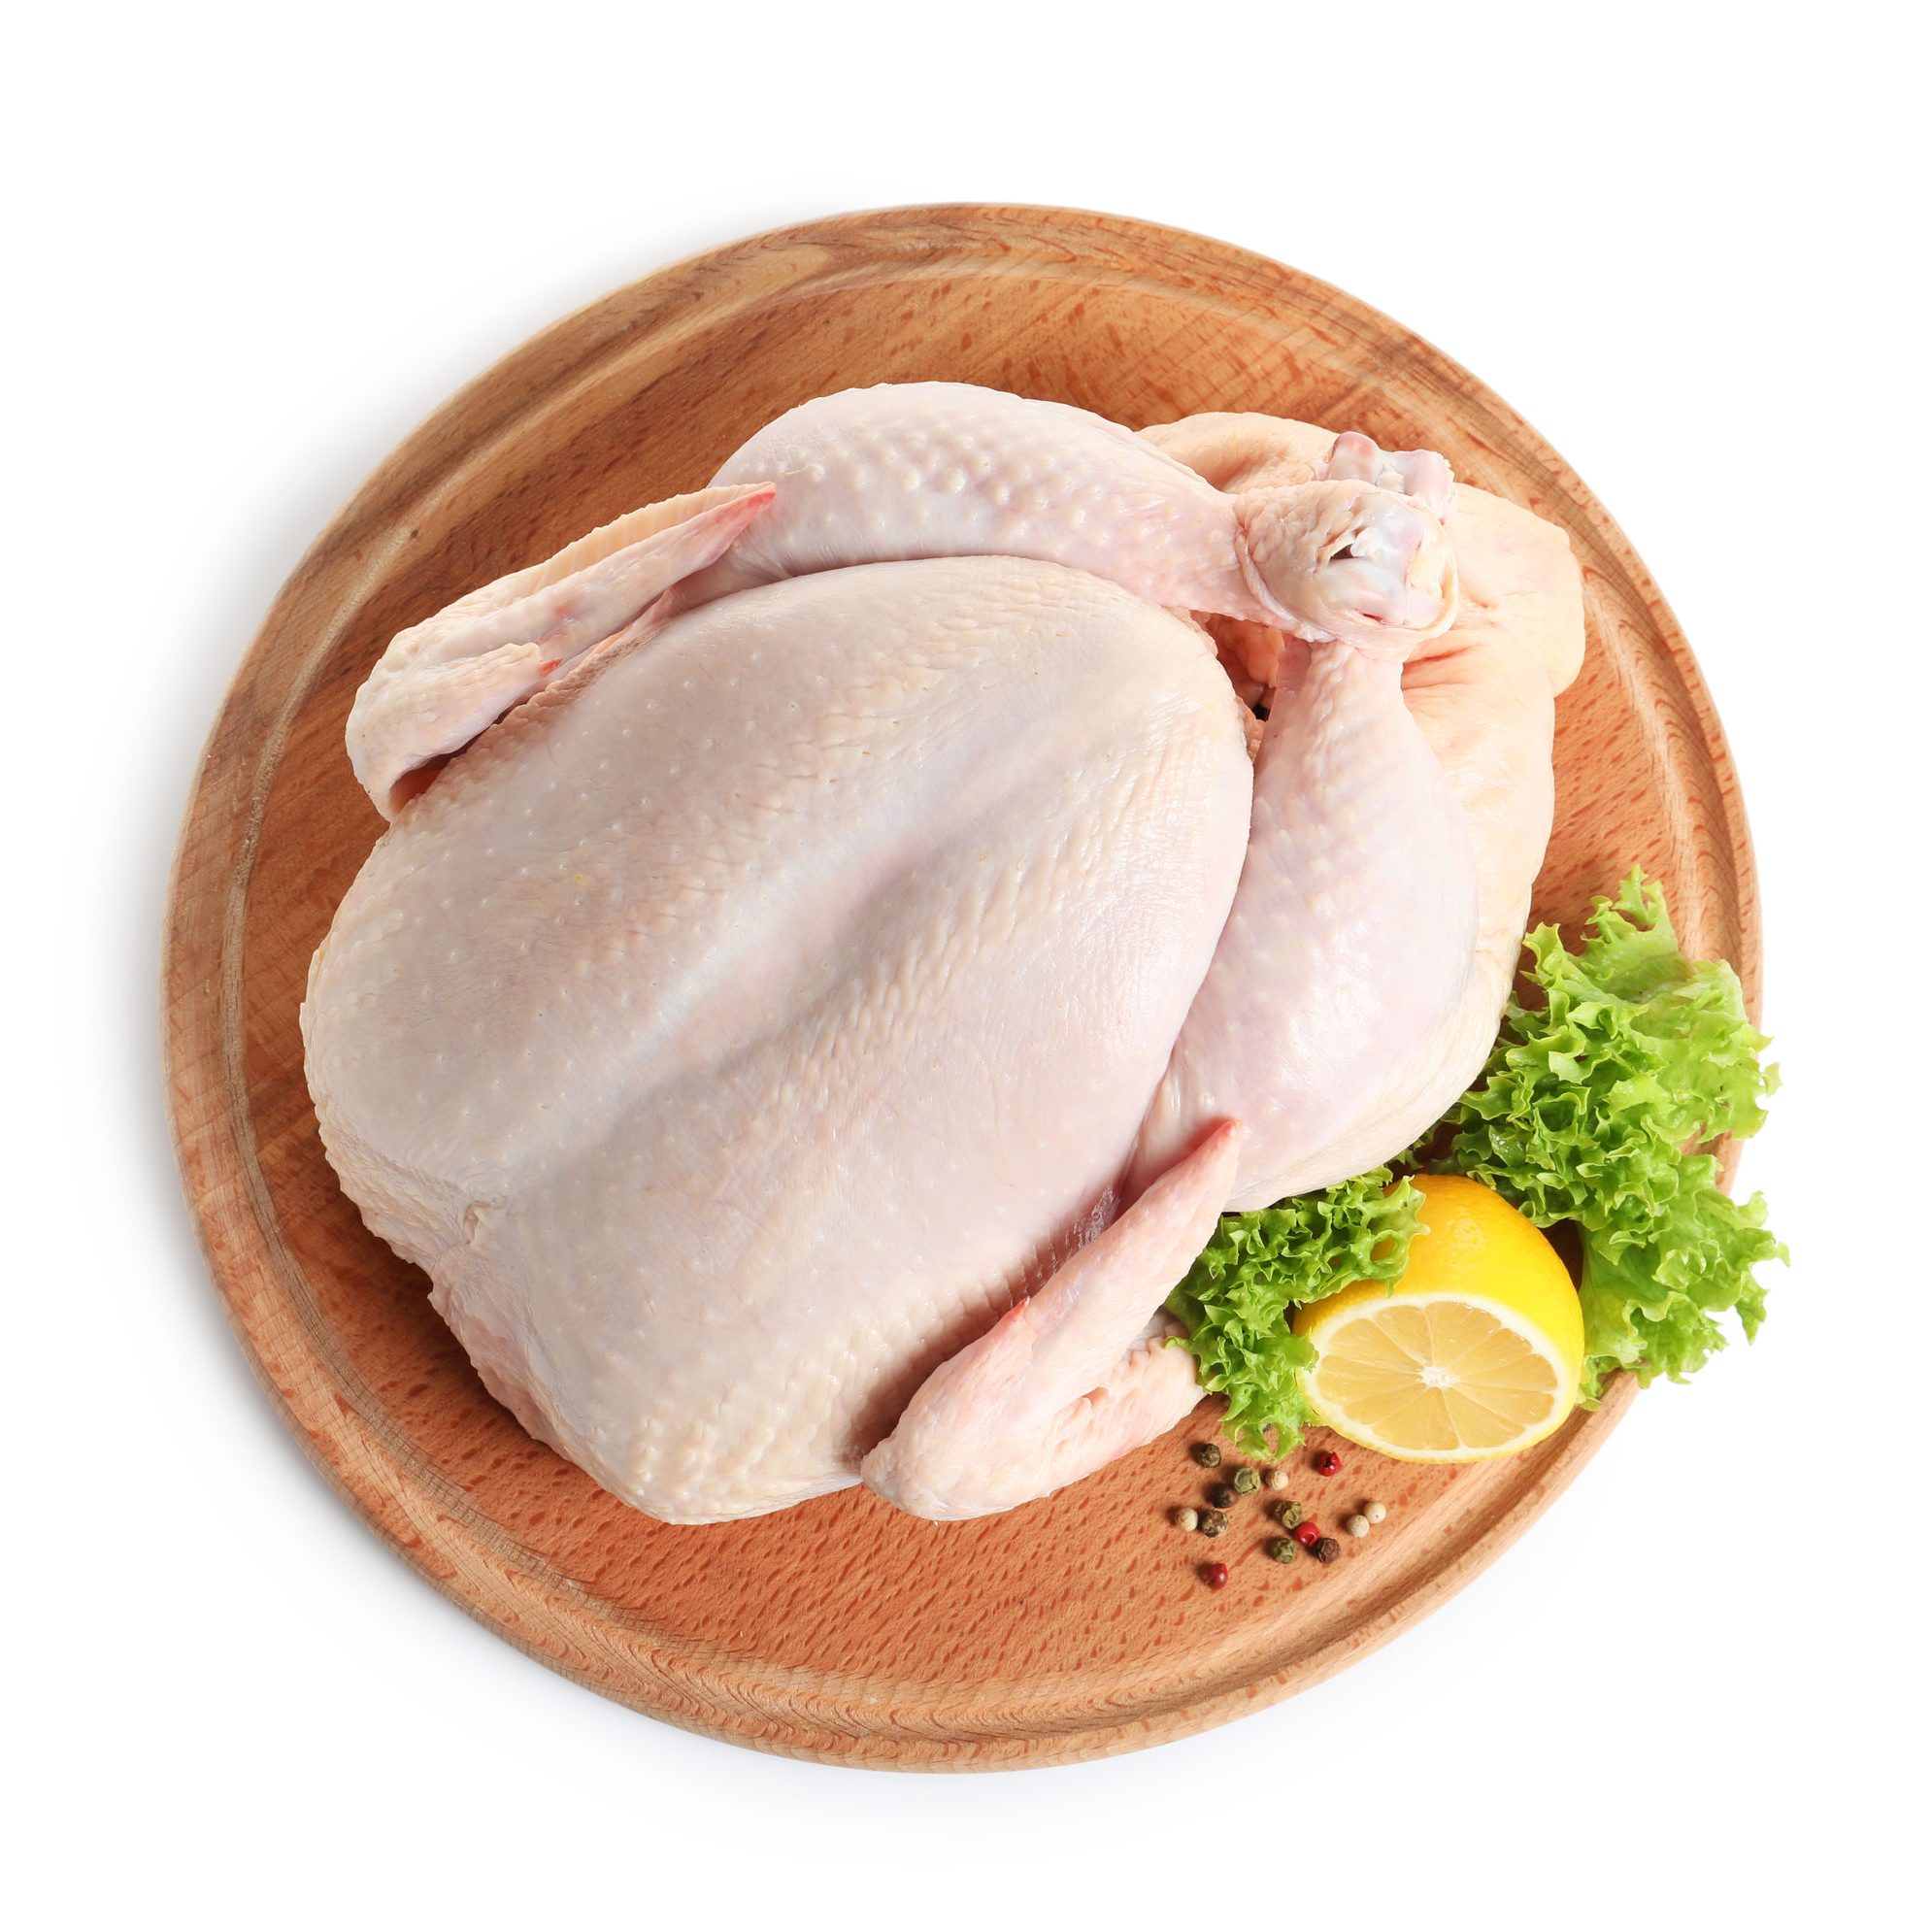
(304, 383, 1583, 1522)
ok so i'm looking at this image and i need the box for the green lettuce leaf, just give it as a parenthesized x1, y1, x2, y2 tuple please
(1165, 1169, 1422, 1454)
(1433, 869, 1784, 1398)
(1164, 868, 1782, 1443)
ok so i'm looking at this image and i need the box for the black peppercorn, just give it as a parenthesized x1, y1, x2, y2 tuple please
(1207, 1482, 1237, 1510)
(1190, 1442, 1222, 1469)
(1312, 1536, 1342, 1564)
(1198, 1508, 1229, 1537)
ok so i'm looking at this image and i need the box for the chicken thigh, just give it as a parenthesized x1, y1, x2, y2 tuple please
(306, 383, 1582, 1522)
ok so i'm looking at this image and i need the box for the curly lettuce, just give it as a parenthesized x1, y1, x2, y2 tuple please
(1432, 870, 1784, 1399)
(1166, 868, 1782, 1441)
(1165, 1168, 1422, 1453)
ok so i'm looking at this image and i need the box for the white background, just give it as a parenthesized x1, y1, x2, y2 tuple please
(9, 5, 1925, 1926)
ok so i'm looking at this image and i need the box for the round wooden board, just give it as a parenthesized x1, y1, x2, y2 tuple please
(163, 205, 1758, 1770)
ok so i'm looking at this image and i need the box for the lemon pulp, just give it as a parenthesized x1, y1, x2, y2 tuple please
(1295, 1175, 1584, 1463)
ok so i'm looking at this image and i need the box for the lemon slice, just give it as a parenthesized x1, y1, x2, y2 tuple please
(1294, 1175, 1584, 1462)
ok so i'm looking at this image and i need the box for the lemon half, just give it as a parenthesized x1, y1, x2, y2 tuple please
(1295, 1175, 1584, 1462)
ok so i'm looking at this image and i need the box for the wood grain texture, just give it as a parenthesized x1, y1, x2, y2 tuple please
(162, 205, 1758, 1770)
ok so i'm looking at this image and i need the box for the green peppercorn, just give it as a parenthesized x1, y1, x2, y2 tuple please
(1173, 1506, 1199, 1532)
(1231, 1466, 1260, 1495)
(1312, 1536, 1341, 1564)
(1208, 1482, 1237, 1510)
(1265, 1537, 1298, 1563)
(1198, 1508, 1228, 1537)
(1274, 1498, 1303, 1530)
(1190, 1442, 1222, 1469)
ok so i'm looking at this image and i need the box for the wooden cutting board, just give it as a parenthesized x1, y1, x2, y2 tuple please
(163, 205, 1757, 1769)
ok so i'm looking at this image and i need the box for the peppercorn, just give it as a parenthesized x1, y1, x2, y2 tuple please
(1293, 1519, 1320, 1548)
(1312, 1536, 1341, 1563)
(1199, 1508, 1228, 1537)
(1363, 1499, 1387, 1525)
(1265, 1537, 1298, 1564)
(1203, 1561, 1230, 1589)
(1263, 1466, 1289, 1491)
(1345, 1514, 1371, 1539)
(1207, 1481, 1238, 1511)
(1190, 1442, 1222, 1469)
(1274, 1498, 1304, 1530)
(1313, 1448, 1341, 1476)
(1174, 1506, 1199, 1532)
(1231, 1465, 1260, 1495)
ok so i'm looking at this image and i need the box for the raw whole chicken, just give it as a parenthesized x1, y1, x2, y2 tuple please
(303, 383, 1583, 1522)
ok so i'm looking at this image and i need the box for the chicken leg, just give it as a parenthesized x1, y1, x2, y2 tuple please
(1143, 409, 1585, 1044)
(1127, 642, 1482, 1206)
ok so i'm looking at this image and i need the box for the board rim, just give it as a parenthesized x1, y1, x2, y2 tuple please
(162, 203, 1755, 1770)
